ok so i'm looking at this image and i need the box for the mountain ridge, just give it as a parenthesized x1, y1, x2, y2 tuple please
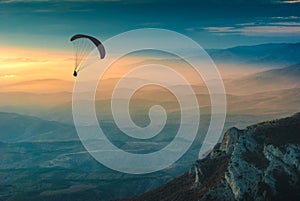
(0, 112, 77, 143)
(119, 112, 300, 201)
(208, 42, 300, 68)
(226, 63, 300, 95)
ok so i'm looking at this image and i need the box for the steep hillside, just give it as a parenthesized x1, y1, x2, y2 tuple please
(119, 113, 300, 201)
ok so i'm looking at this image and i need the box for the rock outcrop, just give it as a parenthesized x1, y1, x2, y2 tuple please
(119, 113, 300, 201)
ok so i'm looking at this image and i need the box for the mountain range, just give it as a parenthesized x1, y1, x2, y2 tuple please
(2, 63, 299, 126)
(226, 63, 300, 95)
(1, 112, 299, 200)
(0, 112, 193, 201)
(0, 112, 77, 142)
(208, 42, 300, 68)
(1, 42, 300, 200)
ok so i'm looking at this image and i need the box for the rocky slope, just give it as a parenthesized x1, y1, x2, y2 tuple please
(119, 113, 300, 201)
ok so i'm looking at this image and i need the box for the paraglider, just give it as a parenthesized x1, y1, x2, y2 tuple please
(70, 34, 105, 77)
(73, 70, 78, 77)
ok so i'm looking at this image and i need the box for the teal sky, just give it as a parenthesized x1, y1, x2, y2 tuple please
(0, 0, 300, 50)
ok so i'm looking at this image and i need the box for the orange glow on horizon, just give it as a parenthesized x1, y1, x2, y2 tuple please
(0, 45, 250, 94)
(0, 46, 76, 92)
(0, 46, 74, 81)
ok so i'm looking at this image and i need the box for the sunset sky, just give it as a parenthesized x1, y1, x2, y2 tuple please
(0, 0, 300, 88)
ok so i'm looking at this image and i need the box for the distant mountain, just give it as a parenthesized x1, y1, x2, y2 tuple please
(0, 79, 74, 93)
(0, 113, 183, 201)
(208, 42, 300, 68)
(226, 87, 300, 116)
(0, 91, 72, 106)
(1, 62, 299, 124)
(251, 63, 300, 79)
(119, 113, 300, 201)
(226, 63, 300, 95)
(0, 138, 176, 201)
(0, 112, 77, 142)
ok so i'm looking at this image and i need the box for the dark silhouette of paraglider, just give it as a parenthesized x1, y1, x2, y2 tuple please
(73, 70, 78, 77)
(70, 34, 105, 77)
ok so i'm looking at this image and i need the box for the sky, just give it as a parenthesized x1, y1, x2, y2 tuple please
(0, 0, 300, 85)
(1, 0, 300, 49)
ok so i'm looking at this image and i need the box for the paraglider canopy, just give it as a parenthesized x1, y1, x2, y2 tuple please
(70, 34, 105, 77)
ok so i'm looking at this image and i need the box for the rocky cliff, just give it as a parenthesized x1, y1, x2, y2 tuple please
(119, 113, 300, 201)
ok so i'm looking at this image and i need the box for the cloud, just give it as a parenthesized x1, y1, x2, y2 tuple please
(240, 26, 300, 36)
(0, 74, 17, 79)
(271, 16, 300, 19)
(0, 0, 122, 3)
(201, 15, 300, 36)
(204, 25, 300, 36)
(269, 22, 300, 26)
(279, 0, 300, 3)
(204, 27, 237, 33)
(1, 57, 48, 63)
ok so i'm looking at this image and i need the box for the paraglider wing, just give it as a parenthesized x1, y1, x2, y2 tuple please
(70, 34, 106, 76)
(70, 34, 105, 59)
